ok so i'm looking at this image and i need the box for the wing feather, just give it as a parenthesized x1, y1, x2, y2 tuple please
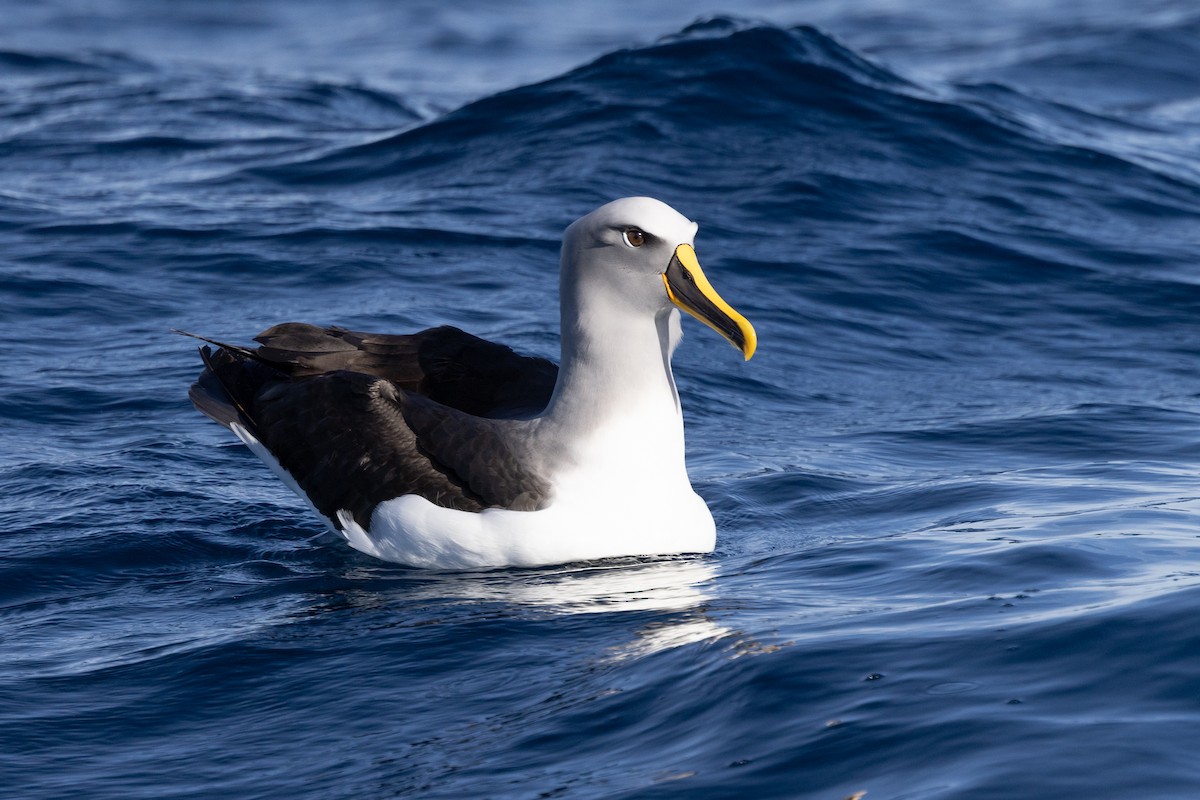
(248, 323, 557, 418)
(188, 337, 554, 531)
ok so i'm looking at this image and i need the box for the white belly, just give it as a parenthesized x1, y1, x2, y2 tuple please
(341, 477, 715, 569)
(344, 395, 715, 569)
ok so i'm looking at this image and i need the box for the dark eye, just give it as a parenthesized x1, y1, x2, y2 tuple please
(623, 228, 647, 248)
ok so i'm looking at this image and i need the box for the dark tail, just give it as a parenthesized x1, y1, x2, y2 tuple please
(178, 329, 283, 433)
(174, 329, 270, 366)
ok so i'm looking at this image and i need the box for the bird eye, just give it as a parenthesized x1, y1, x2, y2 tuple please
(623, 228, 647, 248)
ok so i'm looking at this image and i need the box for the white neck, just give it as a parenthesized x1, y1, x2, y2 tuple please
(535, 283, 686, 477)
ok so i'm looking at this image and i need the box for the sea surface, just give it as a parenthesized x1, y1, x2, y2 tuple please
(3, 1, 1200, 798)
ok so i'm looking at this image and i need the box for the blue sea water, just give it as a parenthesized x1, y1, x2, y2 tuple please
(3, 1, 1200, 797)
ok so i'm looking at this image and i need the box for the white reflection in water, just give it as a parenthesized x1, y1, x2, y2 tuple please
(335, 557, 736, 658)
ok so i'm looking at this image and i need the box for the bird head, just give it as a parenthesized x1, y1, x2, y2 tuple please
(562, 197, 756, 360)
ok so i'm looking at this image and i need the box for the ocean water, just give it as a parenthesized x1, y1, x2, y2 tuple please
(3, 1, 1200, 797)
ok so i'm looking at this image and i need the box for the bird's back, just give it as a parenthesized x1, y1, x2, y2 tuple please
(187, 324, 558, 530)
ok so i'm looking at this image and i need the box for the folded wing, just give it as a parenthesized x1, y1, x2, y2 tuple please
(251, 323, 557, 418)
(188, 325, 557, 531)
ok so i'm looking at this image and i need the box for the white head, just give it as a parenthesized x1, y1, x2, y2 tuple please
(560, 197, 756, 359)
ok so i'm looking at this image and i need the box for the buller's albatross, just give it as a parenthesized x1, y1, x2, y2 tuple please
(187, 197, 756, 569)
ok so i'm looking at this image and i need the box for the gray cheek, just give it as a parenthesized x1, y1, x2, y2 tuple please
(656, 308, 683, 413)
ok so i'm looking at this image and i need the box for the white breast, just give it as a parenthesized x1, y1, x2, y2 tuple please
(340, 405, 715, 569)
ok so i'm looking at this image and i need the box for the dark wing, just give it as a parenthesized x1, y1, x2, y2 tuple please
(250, 323, 557, 418)
(189, 347, 552, 531)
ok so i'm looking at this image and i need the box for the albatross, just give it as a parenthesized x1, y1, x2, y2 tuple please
(186, 197, 756, 569)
